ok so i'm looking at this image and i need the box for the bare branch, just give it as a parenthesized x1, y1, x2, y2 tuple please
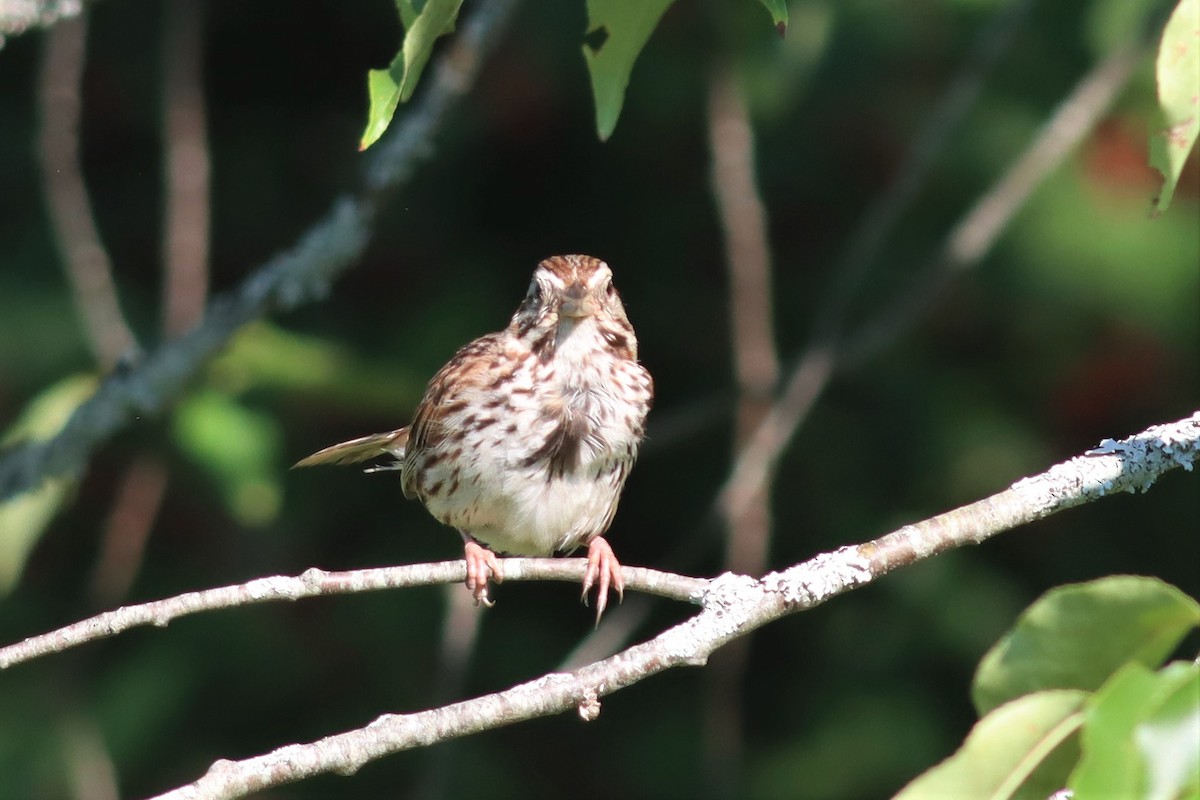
(846, 39, 1145, 363)
(0, 561, 707, 670)
(861, 412, 1200, 572)
(0, 0, 520, 503)
(708, 63, 779, 572)
(87, 455, 168, 606)
(161, 0, 211, 338)
(143, 411, 1198, 800)
(718, 34, 1150, 528)
(706, 62, 781, 792)
(709, 67, 779, 421)
(38, 12, 138, 368)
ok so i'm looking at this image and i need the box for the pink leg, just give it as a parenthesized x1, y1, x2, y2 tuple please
(462, 536, 503, 608)
(581, 537, 625, 626)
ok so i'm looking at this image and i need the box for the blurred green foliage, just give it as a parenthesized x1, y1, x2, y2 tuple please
(0, 0, 1196, 798)
(0, 374, 95, 592)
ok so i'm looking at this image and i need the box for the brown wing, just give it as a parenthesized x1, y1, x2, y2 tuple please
(401, 331, 509, 499)
(293, 428, 409, 468)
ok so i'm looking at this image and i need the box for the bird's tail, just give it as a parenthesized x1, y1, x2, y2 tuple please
(293, 428, 409, 469)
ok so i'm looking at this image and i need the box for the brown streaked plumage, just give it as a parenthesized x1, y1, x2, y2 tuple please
(295, 255, 654, 622)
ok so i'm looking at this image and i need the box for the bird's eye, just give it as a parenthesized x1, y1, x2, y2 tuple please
(604, 280, 616, 297)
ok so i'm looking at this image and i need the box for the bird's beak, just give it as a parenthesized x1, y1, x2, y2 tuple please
(559, 282, 597, 319)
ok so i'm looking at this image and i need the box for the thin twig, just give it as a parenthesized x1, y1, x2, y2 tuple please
(719, 36, 1151, 528)
(705, 62, 780, 793)
(708, 64, 779, 573)
(161, 0, 211, 337)
(0, 561, 707, 670)
(37, 13, 138, 368)
(143, 411, 1199, 800)
(845, 40, 1145, 365)
(0, 0, 521, 503)
(87, 455, 169, 606)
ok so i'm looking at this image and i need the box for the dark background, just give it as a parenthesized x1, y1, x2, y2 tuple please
(0, 0, 1196, 797)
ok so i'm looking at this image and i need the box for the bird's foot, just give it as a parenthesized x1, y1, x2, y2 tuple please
(581, 537, 625, 626)
(463, 539, 503, 608)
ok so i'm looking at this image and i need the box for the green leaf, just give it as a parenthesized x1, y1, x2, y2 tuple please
(895, 690, 1087, 800)
(360, 0, 464, 151)
(172, 390, 284, 527)
(973, 576, 1200, 716)
(0, 374, 97, 594)
(397, 0, 419, 28)
(1135, 662, 1200, 800)
(582, 0, 675, 141)
(1070, 661, 1199, 800)
(1070, 662, 1161, 797)
(1150, 0, 1200, 215)
(756, 0, 789, 35)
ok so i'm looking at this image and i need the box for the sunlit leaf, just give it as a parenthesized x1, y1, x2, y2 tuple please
(360, 0, 463, 150)
(1070, 662, 1160, 797)
(973, 576, 1200, 716)
(172, 390, 283, 527)
(1070, 661, 1199, 800)
(0, 374, 96, 593)
(895, 690, 1087, 800)
(582, 0, 675, 141)
(1150, 0, 1200, 215)
(1135, 663, 1200, 800)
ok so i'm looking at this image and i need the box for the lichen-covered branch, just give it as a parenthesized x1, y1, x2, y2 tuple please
(2, 412, 1193, 798)
(150, 413, 1198, 800)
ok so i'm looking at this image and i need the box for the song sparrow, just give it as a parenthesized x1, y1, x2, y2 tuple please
(295, 255, 654, 622)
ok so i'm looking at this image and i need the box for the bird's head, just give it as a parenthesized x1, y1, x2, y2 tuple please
(510, 254, 637, 360)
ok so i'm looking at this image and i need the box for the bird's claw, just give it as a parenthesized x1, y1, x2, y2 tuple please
(463, 539, 502, 609)
(581, 537, 625, 627)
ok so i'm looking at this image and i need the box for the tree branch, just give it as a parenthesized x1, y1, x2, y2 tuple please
(706, 60, 781, 792)
(0, 561, 707, 670)
(146, 411, 1198, 800)
(1, 412, 1194, 796)
(716, 33, 1149, 528)
(0, 0, 520, 503)
(38, 11, 139, 368)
